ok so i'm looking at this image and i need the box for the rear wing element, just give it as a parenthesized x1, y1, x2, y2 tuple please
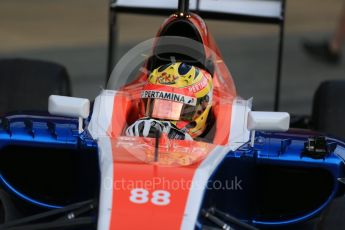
(107, 0, 285, 111)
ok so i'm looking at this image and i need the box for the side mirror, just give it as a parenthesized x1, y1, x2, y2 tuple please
(247, 111, 290, 131)
(48, 95, 90, 133)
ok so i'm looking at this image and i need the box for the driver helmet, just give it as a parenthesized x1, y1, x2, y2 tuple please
(140, 62, 213, 138)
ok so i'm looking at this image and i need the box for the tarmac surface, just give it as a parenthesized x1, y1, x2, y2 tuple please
(0, 0, 344, 115)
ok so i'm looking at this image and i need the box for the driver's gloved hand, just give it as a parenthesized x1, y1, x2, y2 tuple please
(125, 117, 192, 140)
(159, 120, 193, 140)
(125, 118, 164, 138)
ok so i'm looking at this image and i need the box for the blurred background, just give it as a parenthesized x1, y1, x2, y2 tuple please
(0, 0, 344, 114)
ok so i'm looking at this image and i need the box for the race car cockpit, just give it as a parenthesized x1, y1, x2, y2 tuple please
(91, 13, 242, 145)
(87, 13, 248, 166)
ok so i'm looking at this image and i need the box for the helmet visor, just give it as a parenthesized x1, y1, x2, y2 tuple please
(144, 98, 197, 121)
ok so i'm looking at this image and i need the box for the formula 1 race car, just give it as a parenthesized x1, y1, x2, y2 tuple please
(1, 1, 345, 230)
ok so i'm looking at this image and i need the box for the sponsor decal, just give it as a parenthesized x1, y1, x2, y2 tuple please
(188, 76, 208, 93)
(141, 90, 196, 106)
(156, 72, 179, 85)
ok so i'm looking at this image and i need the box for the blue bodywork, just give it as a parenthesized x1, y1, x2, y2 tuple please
(0, 114, 345, 229)
(199, 130, 345, 228)
(0, 114, 98, 210)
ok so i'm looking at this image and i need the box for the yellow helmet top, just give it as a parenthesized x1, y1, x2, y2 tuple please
(142, 62, 213, 138)
(147, 62, 212, 98)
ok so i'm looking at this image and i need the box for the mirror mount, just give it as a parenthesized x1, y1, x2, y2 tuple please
(250, 131, 256, 148)
(48, 95, 90, 134)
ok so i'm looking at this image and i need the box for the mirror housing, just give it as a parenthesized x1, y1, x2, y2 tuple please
(48, 95, 90, 133)
(247, 111, 290, 132)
